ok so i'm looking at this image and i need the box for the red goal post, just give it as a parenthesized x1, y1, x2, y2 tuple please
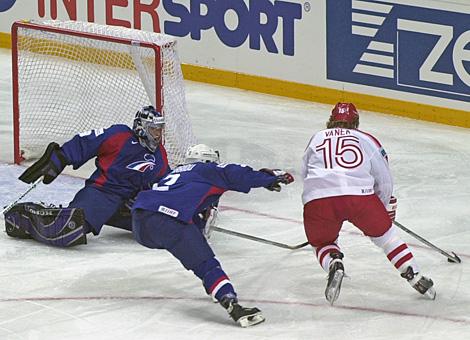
(11, 20, 196, 167)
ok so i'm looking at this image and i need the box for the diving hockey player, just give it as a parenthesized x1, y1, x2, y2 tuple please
(4, 105, 170, 246)
(301, 102, 436, 304)
(131, 144, 294, 327)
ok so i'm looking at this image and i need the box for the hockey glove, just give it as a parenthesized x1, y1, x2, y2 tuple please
(19, 142, 69, 185)
(259, 168, 294, 192)
(387, 196, 397, 222)
(202, 205, 218, 239)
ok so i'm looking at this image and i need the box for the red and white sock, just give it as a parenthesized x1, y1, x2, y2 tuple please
(315, 243, 341, 272)
(370, 226, 419, 273)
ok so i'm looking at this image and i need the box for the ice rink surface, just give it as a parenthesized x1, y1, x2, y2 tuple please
(0, 48, 469, 339)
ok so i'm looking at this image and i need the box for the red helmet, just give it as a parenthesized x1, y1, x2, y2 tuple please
(330, 103, 359, 123)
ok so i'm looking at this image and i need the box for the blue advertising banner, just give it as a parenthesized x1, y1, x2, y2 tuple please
(327, 0, 470, 102)
(163, 0, 303, 56)
(0, 0, 17, 12)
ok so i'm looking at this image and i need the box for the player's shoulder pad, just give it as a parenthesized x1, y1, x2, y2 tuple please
(108, 124, 132, 133)
(172, 163, 198, 173)
(77, 124, 130, 138)
(216, 163, 254, 175)
(216, 162, 250, 169)
(100, 124, 134, 140)
(354, 129, 384, 148)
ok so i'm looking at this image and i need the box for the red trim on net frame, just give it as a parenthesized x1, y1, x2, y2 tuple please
(11, 20, 163, 164)
(11, 22, 21, 164)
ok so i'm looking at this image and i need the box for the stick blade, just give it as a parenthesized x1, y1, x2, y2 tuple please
(447, 252, 462, 263)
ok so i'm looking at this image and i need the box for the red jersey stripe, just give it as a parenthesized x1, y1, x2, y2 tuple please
(209, 275, 229, 294)
(95, 131, 132, 187)
(157, 144, 169, 177)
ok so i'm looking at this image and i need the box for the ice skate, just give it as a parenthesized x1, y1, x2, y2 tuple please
(325, 252, 345, 305)
(401, 266, 436, 300)
(220, 295, 265, 327)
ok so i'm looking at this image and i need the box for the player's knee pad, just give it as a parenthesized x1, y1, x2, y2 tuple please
(4, 202, 87, 247)
(370, 225, 419, 273)
(133, 211, 215, 267)
(167, 225, 215, 270)
(369, 225, 398, 248)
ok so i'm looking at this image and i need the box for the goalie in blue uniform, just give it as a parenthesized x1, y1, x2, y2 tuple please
(4, 105, 170, 247)
(131, 144, 294, 327)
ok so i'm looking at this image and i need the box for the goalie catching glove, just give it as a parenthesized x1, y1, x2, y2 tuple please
(259, 168, 294, 192)
(19, 142, 68, 185)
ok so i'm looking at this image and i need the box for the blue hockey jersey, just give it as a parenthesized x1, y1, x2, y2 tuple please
(61, 124, 170, 199)
(132, 162, 279, 224)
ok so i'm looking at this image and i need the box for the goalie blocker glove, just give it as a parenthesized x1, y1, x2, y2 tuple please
(19, 142, 69, 185)
(259, 168, 294, 192)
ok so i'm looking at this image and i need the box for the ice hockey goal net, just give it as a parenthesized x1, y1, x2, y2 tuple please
(12, 20, 196, 168)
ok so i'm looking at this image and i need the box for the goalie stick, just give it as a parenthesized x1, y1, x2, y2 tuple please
(393, 220, 461, 264)
(212, 226, 309, 250)
(2, 178, 41, 215)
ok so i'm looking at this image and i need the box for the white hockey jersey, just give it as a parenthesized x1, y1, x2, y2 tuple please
(301, 128, 393, 206)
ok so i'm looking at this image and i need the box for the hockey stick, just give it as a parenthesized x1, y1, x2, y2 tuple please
(393, 220, 461, 263)
(212, 226, 309, 250)
(1, 178, 41, 215)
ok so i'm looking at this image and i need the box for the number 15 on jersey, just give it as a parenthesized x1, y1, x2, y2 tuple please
(315, 136, 363, 169)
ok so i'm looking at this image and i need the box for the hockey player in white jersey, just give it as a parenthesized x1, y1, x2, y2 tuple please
(301, 102, 435, 305)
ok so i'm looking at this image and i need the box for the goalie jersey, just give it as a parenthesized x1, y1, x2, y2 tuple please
(61, 124, 170, 198)
(132, 162, 278, 224)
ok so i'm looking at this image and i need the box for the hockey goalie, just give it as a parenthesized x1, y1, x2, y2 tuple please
(4, 106, 170, 246)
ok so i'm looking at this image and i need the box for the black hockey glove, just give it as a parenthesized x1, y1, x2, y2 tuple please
(19, 142, 69, 185)
(259, 168, 294, 192)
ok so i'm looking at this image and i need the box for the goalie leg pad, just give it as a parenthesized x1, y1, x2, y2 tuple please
(4, 202, 87, 247)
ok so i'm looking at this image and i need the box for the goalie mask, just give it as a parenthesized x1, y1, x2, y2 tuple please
(133, 105, 165, 152)
(185, 144, 220, 164)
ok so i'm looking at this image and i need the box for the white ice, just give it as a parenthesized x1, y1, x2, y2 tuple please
(0, 48, 469, 340)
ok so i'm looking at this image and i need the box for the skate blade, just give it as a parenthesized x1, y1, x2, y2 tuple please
(325, 270, 344, 305)
(424, 287, 436, 300)
(238, 312, 265, 328)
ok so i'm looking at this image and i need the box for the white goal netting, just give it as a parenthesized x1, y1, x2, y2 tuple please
(13, 20, 196, 168)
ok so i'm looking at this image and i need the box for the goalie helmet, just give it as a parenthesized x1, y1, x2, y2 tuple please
(327, 102, 359, 129)
(185, 144, 220, 164)
(133, 105, 165, 152)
